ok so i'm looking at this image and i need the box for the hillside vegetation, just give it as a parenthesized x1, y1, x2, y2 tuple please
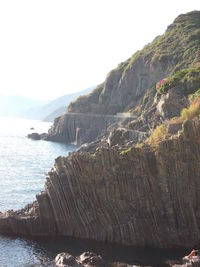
(67, 11, 200, 117)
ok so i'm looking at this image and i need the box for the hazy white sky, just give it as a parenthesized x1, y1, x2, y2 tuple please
(0, 0, 199, 100)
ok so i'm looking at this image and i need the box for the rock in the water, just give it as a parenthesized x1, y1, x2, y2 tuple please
(27, 132, 41, 140)
(27, 132, 47, 141)
(55, 253, 81, 267)
(172, 254, 200, 267)
(79, 252, 103, 266)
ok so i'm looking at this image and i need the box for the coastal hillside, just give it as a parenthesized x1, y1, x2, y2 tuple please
(42, 11, 200, 144)
(1, 11, 200, 249)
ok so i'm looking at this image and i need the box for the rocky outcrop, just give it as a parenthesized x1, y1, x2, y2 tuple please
(172, 253, 200, 267)
(156, 86, 189, 119)
(38, 11, 200, 145)
(1, 118, 200, 249)
(107, 128, 148, 147)
(55, 253, 82, 267)
(54, 251, 143, 267)
(44, 113, 131, 145)
(27, 132, 41, 140)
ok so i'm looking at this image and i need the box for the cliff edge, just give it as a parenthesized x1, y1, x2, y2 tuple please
(1, 11, 200, 249)
(1, 116, 200, 248)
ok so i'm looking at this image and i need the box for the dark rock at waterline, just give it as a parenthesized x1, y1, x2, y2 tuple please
(55, 253, 82, 266)
(172, 255, 200, 266)
(54, 252, 143, 267)
(27, 132, 47, 140)
(27, 132, 41, 140)
(79, 251, 103, 266)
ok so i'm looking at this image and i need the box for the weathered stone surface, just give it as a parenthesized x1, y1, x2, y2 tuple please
(79, 252, 103, 266)
(167, 121, 182, 135)
(55, 253, 82, 267)
(44, 113, 124, 145)
(107, 128, 148, 146)
(156, 86, 189, 119)
(1, 118, 200, 249)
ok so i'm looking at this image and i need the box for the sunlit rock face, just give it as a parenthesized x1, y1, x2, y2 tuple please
(41, 11, 200, 145)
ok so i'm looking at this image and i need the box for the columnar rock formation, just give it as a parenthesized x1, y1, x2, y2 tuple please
(1, 118, 200, 248)
(1, 11, 200, 250)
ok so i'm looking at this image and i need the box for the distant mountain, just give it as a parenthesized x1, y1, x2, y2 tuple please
(43, 106, 66, 122)
(0, 95, 46, 117)
(22, 87, 94, 122)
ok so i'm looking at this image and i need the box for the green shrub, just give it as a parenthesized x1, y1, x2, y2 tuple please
(156, 67, 200, 94)
(120, 147, 131, 156)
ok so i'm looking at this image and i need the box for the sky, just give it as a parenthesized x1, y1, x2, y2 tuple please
(0, 0, 199, 100)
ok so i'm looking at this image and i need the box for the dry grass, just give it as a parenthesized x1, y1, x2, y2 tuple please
(148, 124, 167, 146)
(170, 116, 183, 124)
(181, 96, 200, 120)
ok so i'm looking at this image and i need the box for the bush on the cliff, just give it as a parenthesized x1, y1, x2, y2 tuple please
(123, 11, 200, 76)
(181, 96, 200, 120)
(156, 67, 200, 94)
(148, 124, 167, 146)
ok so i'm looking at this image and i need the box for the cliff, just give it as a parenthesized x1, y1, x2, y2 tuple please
(1, 116, 200, 248)
(41, 11, 200, 145)
(1, 11, 200, 249)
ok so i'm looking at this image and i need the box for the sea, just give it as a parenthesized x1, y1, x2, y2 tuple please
(0, 117, 188, 267)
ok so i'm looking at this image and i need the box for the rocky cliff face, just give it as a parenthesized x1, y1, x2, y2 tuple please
(42, 11, 200, 145)
(45, 112, 132, 145)
(1, 117, 200, 248)
(1, 11, 200, 250)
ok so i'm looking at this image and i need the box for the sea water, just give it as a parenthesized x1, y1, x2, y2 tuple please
(0, 117, 188, 267)
(0, 117, 75, 266)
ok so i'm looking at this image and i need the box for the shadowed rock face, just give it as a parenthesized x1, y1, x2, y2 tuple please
(1, 118, 200, 248)
(45, 113, 132, 145)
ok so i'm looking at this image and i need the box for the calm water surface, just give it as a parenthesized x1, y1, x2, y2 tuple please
(0, 117, 188, 267)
